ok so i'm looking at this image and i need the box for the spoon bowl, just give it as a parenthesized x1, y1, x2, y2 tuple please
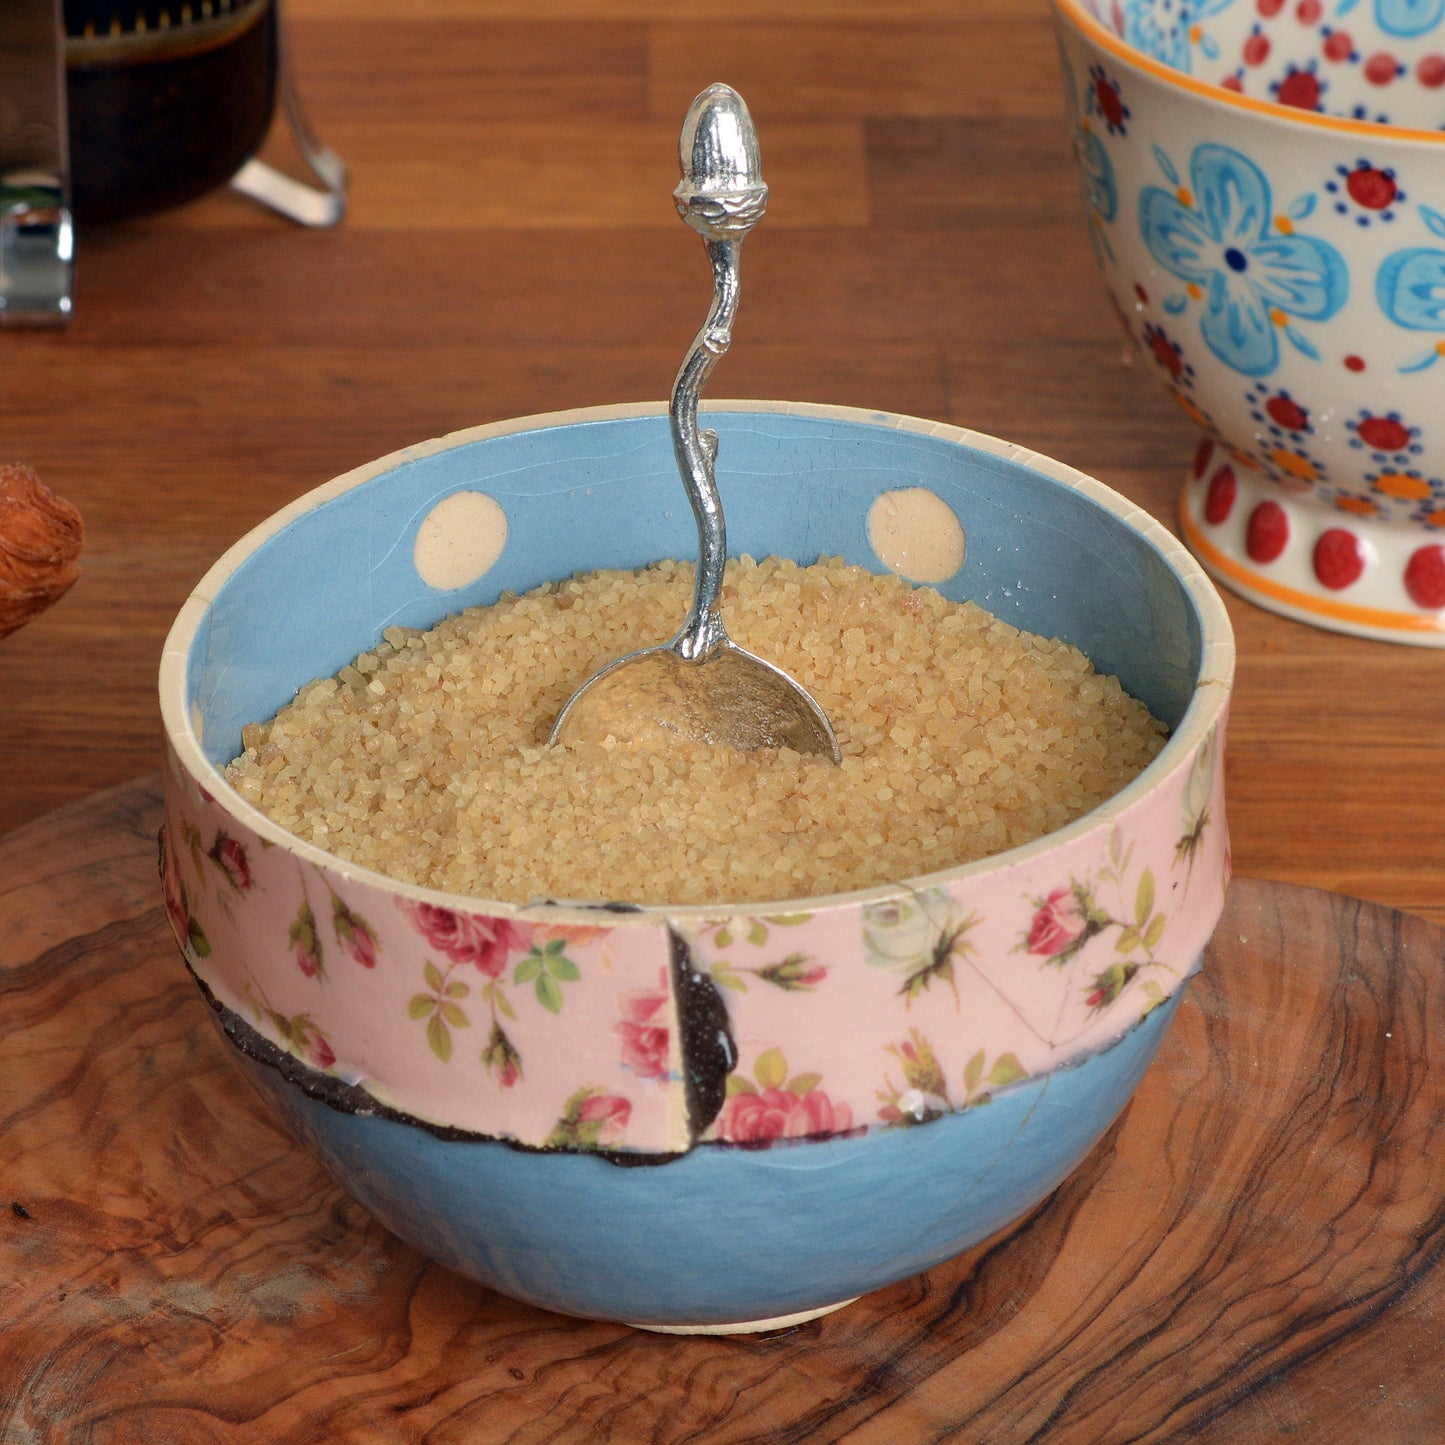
(550, 635, 838, 755)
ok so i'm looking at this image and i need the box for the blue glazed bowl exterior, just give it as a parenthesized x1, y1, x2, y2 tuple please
(225, 990, 1182, 1328)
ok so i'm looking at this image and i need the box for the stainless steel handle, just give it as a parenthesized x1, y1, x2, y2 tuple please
(668, 84, 768, 662)
(228, 0, 347, 229)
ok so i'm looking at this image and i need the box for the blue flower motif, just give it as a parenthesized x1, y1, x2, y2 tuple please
(1375, 0, 1445, 39)
(1116, 0, 1239, 72)
(1377, 246, 1445, 369)
(1378, 247, 1445, 330)
(1139, 144, 1350, 377)
(1074, 125, 1118, 223)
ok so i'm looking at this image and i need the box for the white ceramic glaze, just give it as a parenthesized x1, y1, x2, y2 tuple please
(1055, 0, 1445, 642)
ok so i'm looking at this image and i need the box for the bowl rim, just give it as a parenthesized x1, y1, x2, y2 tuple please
(1052, 0, 1445, 147)
(158, 399, 1236, 922)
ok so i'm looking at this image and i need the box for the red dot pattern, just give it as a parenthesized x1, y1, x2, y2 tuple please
(1204, 467, 1238, 525)
(1094, 75, 1127, 127)
(1170, 0, 1445, 624)
(1312, 529, 1366, 590)
(1345, 166, 1397, 210)
(1364, 51, 1400, 84)
(1196, 480, 1445, 616)
(1357, 415, 1411, 451)
(1246, 502, 1290, 563)
(1265, 395, 1310, 430)
(1229, 4, 1445, 118)
(1405, 546, 1445, 609)
(1277, 68, 1323, 107)
(1192, 437, 1215, 479)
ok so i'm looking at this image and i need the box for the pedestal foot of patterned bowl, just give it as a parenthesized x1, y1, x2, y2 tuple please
(1180, 443, 1445, 647)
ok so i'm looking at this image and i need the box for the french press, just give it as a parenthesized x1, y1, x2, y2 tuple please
(0, 0, 345, 325)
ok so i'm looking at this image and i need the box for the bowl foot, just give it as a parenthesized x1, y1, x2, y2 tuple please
(1179, 447, 1445, 647)
(630, 1297, 860, 1335)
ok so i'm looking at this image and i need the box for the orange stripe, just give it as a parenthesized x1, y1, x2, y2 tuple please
(1055, 0, 1445, 148)
(1179, 506, 1445, 633)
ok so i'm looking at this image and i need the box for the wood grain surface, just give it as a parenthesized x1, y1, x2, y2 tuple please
(4, 775, 1445, 1441)
(0, 1, 1439, 926)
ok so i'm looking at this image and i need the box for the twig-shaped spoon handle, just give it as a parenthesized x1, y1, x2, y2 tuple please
(669, 83, 768, 661)
(548, 85, 838, 760)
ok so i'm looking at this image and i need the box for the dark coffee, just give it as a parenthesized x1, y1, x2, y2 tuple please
(65, 0, 277, 223)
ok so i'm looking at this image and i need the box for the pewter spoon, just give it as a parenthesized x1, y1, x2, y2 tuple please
(550, 84, 839, 760)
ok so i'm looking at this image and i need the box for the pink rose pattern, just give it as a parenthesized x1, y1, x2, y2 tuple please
(332, 890, 379, 969)
(401, 912, 589, 1088)
(289, 895, 323, 979)
(158, 826, 209, 961)
(616, 969, 671, 1081)
(209, 834, 252, 892)
(406, 903, 530, 977)
(481, 1019, 522, 1088)
(1024, 885, 1099, 966)
(177, 820, 255, 899)
(1019, 860, 1170, 1013)
(546, 1088, 633, 1150)
(718, 1085, 854, 1146)
(262, 1006, 335, 1071)
(715, 1049, 855, 1147)
(701, 916, 828, 997)
(165, 759, 1208, 1152)
(877, 1027, 1028, 1126)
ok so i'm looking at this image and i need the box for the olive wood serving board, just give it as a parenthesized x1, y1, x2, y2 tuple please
(3, 775, 1444, 1442)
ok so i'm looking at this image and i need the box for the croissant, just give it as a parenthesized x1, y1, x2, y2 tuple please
(0, 464, 84, 640)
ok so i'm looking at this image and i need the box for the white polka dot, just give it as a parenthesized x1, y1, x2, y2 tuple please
(867, 488, 965, 583)
(414, 491, 509, 590)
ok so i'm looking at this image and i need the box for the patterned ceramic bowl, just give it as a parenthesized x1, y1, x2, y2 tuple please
(1054, 0, 1445, 643)
(158, 401, 1234, 1332)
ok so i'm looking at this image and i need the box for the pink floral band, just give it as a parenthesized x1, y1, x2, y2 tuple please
(161, 705, 1230, 1160)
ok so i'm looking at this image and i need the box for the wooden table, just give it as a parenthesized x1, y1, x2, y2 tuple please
(7, 782, 1445, 1440)
(3, 1, 1443, 1436)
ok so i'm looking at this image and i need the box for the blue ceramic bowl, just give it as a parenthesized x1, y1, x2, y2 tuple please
(159, 402, 1233, 1331)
